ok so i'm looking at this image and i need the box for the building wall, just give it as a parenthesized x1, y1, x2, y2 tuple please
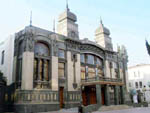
(0, 35, 14, 85)
(128, 64, 150, 102)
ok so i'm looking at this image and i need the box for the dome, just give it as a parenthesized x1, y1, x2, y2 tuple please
(58, 9, 77, 22)
(95, 22, 110, 35)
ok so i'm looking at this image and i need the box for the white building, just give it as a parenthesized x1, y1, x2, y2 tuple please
(0, 35, 14, 85)
(128, 64, 150, 102)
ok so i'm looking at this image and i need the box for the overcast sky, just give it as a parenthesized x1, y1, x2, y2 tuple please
(0, 0, 150, 66)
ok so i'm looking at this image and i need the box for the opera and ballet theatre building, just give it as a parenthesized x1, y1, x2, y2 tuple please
(1, 5, 129, 113)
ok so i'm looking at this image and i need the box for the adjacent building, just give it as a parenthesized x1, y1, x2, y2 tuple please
(0, 35, 14, 85)
(0, 5, 129, 113)
(128, 64, 150, 102)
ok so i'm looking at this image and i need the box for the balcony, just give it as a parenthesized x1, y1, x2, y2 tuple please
(81, 76, 123, 86)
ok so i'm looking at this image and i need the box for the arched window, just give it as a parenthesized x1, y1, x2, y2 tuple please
(34, 42, 50, 56)
(80, 53, 104, 79)
(34, 42, 50, 89)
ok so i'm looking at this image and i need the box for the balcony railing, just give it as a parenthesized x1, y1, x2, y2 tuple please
(81, 76, 123, 85)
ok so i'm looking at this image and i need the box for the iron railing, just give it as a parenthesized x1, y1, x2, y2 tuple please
(81, 76, 122, 83)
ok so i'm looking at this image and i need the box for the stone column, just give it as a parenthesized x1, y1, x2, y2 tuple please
(120, 86, 125, 104)
(96, 84, 102, 106)
(21, 51, 34, 90)
(37, 59, 41, 80)
(51, 56, 58, 91)
(43, 60, 47, 81)
(114, 86, 119, 105)
(105, 85, 110, 106)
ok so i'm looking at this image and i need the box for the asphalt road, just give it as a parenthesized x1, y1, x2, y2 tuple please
(40, 107, 150, 113)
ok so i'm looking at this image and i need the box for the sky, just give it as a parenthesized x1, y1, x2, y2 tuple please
(0, 0, 150, 66)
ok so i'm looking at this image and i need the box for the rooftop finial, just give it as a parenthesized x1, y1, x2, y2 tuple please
(53, 19, 55, 32)
(30, 11, 32, 26)
(100, 16, 103, 26)
(66, 0, 70, 11)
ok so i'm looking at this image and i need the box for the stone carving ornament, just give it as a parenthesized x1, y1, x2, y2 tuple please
(24, 31, 34, 52)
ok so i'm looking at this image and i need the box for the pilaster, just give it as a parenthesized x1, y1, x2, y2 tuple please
(114, 86, 119, 105)
(105, 85, 110, 106)
(120, 86, 125, 104)
(96, 84, 102, 106)
(51, 56, 58, 91)
(66, 51, 74, 91)
(21, 52, 34, 90)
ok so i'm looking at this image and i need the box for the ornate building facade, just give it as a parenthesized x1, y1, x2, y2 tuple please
(6, 5, 128, 113)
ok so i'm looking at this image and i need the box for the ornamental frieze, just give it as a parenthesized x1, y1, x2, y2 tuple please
(80, 44, 105, 58)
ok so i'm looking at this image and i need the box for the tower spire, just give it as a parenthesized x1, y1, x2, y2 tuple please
(66, 0, 70, 11)
(100, 16, 103, 26)
(30, 11, 32, 26)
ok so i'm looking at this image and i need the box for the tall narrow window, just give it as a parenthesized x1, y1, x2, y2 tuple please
(81, 66, 86, 79)
(34, 59, 38, 80)
(58, 49, 65, 58)
(80, 54, 85, 63)
(139, 81, 142, 88)
(88, 67, 95, 78)
(135, 82, 138, 88)
(1, 50, 5, 65)
(87, 55, 94, 64)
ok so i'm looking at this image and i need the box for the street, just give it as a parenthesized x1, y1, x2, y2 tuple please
(40, 107, 150, 113)
(94, 107, 150, 113)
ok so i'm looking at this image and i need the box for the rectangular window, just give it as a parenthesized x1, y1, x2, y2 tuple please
(138, 71, 140, 77)
(96, 57, 103, 67)
(1, 50, 4, 65)
(88, 67, 95, 78)
(58, 49, 65, 58)
(139, 81, 142, 88)
(58, 63, 65, 78)
(98, 68, 103, 77)
(135, 82, 138, 88)
(81, 66, 85, 79)
(80, 54, 85, 63)
(87, 55, 94, 64)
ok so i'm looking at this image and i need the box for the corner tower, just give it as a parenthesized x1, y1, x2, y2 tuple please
(95, 20, 113, 50)
(57, 3, 79, 39)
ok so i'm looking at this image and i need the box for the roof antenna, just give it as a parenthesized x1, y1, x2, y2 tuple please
(30, 11, 32, 26)
(53, 19, 55, 32)
(66, 0, 70, 11)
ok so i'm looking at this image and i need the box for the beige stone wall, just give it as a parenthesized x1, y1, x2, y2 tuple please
(66, 52, 80, 91)
(21, 52, 34, 90)
(51, 56, 58, 91)
(57, 20, 68, 37)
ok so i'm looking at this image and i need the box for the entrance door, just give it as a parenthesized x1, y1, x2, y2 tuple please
(101, 87, 105, 105)
(90, 86, 97, 104)
(59, 87, 64, 108)
(82, 86, 97, 106)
